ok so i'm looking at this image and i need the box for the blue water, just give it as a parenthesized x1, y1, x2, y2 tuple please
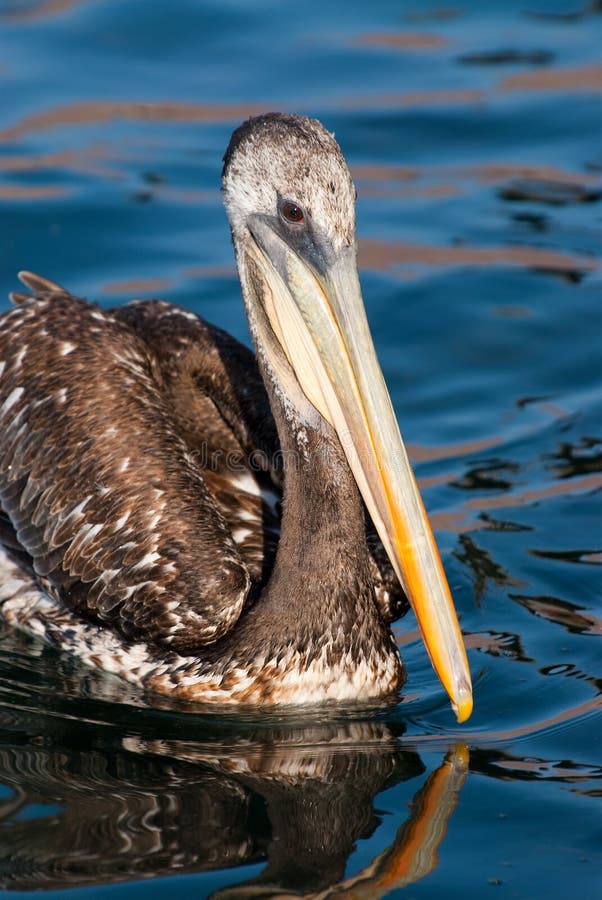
(0, 1, 601, 897)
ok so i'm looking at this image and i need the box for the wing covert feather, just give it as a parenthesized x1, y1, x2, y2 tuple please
(0, 288, 251, 651)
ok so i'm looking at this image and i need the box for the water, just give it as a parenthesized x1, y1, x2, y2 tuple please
(0, 0, 600, 897)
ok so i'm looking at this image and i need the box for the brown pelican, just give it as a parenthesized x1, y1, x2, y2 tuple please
(0, 113, 472, 720)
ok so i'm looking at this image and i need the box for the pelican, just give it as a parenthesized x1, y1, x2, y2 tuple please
(0, 114, 472, 720)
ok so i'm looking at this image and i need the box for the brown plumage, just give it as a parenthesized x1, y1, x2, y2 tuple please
(0, 273, 402, 629)
(0, 113, 471, 710)
(0, 276, 404, 701)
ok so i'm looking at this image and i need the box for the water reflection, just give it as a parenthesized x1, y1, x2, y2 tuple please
(499, 177, 602, 204)
(0, 0, 91, 24)
(452, 460, 520, 493)
(545, 437, 602, 479)
(0, 100, 267, 143)
(468, 747, 601, 787)
(454, 534, 523, 604)
(499, 62, 602, 92)
(355, 31, 447, 51)
(527, 2, 602, 23)
(459, 49, 554, 66)
(0, 711, 469, 896)
(465, 629, 533, 664)
(510, 593, 602, 636)
(357, 238, 597, 279)
(1, 692, 599, 896)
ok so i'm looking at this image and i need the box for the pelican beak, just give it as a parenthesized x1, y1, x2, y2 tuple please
(247, 218, 473, 722)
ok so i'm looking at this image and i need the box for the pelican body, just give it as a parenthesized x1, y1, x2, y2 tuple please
(0, 114, 472, 719)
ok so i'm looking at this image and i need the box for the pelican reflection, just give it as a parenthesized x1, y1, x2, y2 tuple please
(0, 718, 468, 896)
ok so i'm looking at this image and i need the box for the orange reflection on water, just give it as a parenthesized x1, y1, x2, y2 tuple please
(157, 187, 219, 206)
(0, 147, 125, 179)
(358, 238, 598, 274)
(353, 161, 599, 187)
(470, 163, 599, 186)
(500, 63, 602, 93)
(344, 89, 486, 109)
(343, 63, 602, 109)
(409, 436, 502, 464)
(1, 0, 91, 23)
(511, 594, 602, 637)
(102, 277, 174, 296)
(0, 184, 70, 200)
(583, 552, 602, 564)
(330, 746, 469, 899)
(360, 182, 462, 200)
(464, 472, 602, 513)
(429, 471, 602, 535)
(355, 31, 447, 50)
(0, 100, 267, 142)
(183, 264, 237, 279)
(353, 164, 420, 182)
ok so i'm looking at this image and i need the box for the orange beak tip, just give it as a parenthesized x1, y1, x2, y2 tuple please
(453, 686, 473, 724)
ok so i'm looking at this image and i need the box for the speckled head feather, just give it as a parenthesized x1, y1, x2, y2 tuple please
(222, 113, 356, 252)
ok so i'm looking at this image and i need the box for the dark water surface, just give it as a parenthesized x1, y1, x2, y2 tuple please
(0, 1, 601, 897)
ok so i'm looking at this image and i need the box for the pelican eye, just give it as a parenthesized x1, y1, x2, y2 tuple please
(279, 199, 305, 225)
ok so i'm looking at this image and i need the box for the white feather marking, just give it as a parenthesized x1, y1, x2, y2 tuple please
(229, 471, 261, 497)
(113, 510, 131, 530)
(147, 513, 162, 531)
(13, 347, 27, 370)
(237, 508, 260, 524)
(75, 522, 103, 547)
(131, 550, 161, 570)
(0, 387, 24, 416)
(173, 309, 199, 322)
(62, 496, 92, 522)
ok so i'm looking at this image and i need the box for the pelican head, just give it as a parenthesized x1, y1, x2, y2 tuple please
(222, 113, 472, 722)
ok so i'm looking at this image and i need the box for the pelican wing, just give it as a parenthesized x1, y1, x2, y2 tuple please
(0, 278, 257, 652)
